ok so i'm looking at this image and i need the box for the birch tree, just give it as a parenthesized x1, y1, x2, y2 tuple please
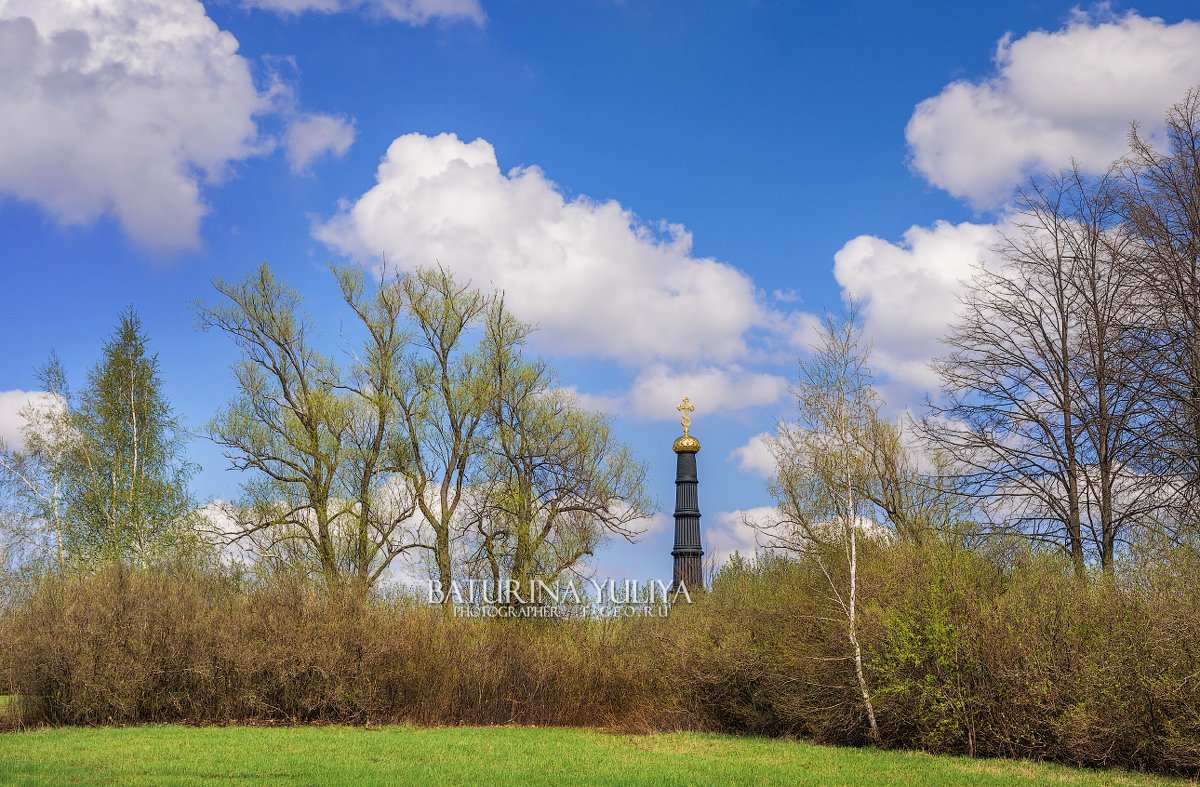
(65, 309, 198, 564)
(759, 304, 882, 744)
(2, 317, 199, 569)
(0, 353, 75, 570)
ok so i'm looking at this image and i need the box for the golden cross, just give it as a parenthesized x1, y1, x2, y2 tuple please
(677, 396, 695, 436)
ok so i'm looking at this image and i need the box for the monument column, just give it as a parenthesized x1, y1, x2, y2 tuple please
(671, 397, 703, 592)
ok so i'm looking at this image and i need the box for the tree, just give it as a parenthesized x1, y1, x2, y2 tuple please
(464, 304, 651, 603)
(859, 416, 964, 547)
(388, 267, 494, 607)
(758, 304, 883, 745)
(926, 168, 1155, 574)
(65, 309, 198, 564)
(198, 263, 651, 600)
(336, 265, 426, 586)
(194, 263, 418, 588)
(2, 315, 199, 569)
(0, 353, 75, 570)
(1120, 86, 1200, 528)
(1057, 169, 1159, 568)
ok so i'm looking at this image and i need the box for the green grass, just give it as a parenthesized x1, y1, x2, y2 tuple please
(0, 725, 1188, 786)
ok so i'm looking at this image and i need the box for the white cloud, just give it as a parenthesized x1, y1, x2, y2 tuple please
(707, 508, 773, 566)
(575, 364, 787, 420)
(0, 0, 270, 252)
(195, 500, 259, 566)
(240, 0, 484, 24)
(0, 389, 60, 451)
(636, 512, 673, 537)
(0, 390, 33, 449)
(854, 12, 1200, 409)
(833, 220, 999, 402)
(284, 112, 356, 173)
(730, 432, 776, 478)
(316, 132, 781, 366)
(907, 10, 1200, 207)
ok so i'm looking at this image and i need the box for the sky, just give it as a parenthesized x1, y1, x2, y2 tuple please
(3, 0, 1200, 584)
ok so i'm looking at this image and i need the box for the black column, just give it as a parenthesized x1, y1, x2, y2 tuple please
(671, 445, 703, 591)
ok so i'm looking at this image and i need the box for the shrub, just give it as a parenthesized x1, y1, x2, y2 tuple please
(5, 542, 1200, 777)
(5, 564, 669, 729)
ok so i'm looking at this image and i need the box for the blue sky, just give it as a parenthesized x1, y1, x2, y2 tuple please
(3, 0, 1200, 583)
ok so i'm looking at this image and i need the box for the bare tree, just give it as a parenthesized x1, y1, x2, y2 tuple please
(926, 167, 1153, 574)
(1057, 169, 1159, 568)
(1120, 86, 1200, 529)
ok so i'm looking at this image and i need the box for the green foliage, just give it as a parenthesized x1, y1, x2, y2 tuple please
(466, 304, 652, 598)
(868, 543, 997, 753)
(669, 541, 1200, 775)
(194, 263, 649, 596)
(0, 311, 199, 569)
(195, 263, 411, 587)
(64, 309, 198, 564)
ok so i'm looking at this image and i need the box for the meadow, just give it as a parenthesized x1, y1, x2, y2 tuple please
(0, 725, 1189, 786)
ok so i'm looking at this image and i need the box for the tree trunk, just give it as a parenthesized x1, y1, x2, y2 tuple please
(841, 418, 880, 745)
(847, 521, 880, 745)
(436, 523, 454, 611)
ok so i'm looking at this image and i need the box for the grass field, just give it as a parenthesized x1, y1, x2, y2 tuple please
(0, 726, 1189, 786)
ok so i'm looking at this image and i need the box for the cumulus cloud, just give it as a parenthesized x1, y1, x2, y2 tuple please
(574, 365, 787, 420)
(284, 112, 356, 173)
(907, 10, 1200, 207)
(707, 508, 773, 566)
(730, 432, 777, 478)
(833, 220, 999, 401)
(0, 0, 270, 251)
(316, 132, 784, 367)
(634, 512, 673, 537)
(0, 389, 63, 450)
(0, 390, 36, 449)
(240, 0, 484, 25)
(856, 12, 1200, 407)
